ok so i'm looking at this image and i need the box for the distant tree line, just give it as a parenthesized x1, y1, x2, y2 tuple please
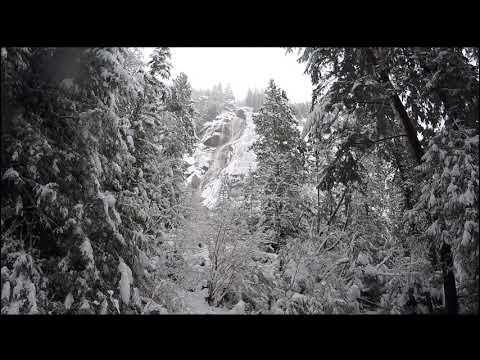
(192, 83, 235, 133)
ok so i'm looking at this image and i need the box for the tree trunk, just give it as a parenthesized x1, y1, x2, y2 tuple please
(440, 243, 459, 314)
(388, 94, 424, 162)
(391, 142, 413, 210)
(315, 148, 321, 234)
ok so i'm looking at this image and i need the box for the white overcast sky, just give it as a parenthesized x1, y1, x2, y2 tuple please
(141, 47, 312, 103)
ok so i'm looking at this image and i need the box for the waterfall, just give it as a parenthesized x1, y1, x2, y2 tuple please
(185, 107, 257, 209)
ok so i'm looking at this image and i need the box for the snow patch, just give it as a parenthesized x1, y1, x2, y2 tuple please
(35, 183, 57, 206)
(80, 238, 94, 268)
(118, 258, 133, 305)
(60, 78, 75, 90)
(2, 168, 23, 184)
(2, 281, 11, 303)
(231, 300, 246, 314)
(65, 293, 74, 310)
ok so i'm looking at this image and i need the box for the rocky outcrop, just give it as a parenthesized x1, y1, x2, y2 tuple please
(203, 134, 223, 148)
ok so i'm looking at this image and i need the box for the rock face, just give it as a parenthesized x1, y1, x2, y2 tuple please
(185, 106, 258, 208)
(203, 134, 223, 148)
(235, 109, 246, 120)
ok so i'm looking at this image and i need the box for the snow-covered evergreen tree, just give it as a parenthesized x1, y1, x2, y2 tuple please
(251, 79, 306, 252)
(294, 46, 479, 314)
(0, 47, 195, 314)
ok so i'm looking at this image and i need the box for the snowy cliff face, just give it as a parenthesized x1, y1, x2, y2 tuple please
(185, 107, 258, 208)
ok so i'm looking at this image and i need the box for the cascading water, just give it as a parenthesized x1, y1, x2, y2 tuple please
(185, 106, 258, 209)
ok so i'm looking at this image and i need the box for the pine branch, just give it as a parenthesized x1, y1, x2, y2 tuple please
(351, 134, 407, 147)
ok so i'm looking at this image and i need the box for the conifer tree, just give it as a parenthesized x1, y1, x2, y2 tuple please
(251, 79, 305, 251)
(148, 47, 171, 80)
(0, 47, 196, 314)
(293, 46, 479, 314)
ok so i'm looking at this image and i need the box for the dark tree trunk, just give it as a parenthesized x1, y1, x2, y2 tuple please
(440, 243, 459, 314)
(391, 142, 413, 210)
(388, 94, 424, 163)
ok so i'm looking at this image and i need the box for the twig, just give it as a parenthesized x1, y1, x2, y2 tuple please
(316, 236, 330, 253)
(375, 271, 421, 277)
(376, 253, 393, 270)
(358, 296, 388, 310)
(327, 188, 347, 226)
(319, 257, 350, 282)
(325, 238, 341, 252)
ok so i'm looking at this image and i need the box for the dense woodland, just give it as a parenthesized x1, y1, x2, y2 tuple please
(1, 47, 478, 314)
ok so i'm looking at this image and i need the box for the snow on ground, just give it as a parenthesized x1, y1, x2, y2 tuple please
(172, 192, 236, 314)
(178, 288, 231, 314)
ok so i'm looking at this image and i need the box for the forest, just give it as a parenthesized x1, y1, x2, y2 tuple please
(0, 47, 478, 315)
